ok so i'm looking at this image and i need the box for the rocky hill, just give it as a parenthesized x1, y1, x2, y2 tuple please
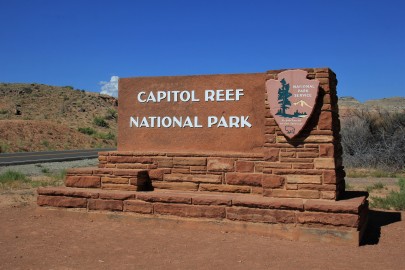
(0, 83, 118, 152)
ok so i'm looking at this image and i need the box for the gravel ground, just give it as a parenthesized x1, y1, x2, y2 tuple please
(0, 158, 98, 176)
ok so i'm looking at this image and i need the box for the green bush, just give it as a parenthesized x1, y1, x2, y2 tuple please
(0, 170, 29, 184)
(93, 116, 109, 128)
(105, 108, 117, 120)
(0, 109, 8, 114)
(371, 178, 405, 210)
(78, 127, 96, 135)
(95, 131, 116, 140)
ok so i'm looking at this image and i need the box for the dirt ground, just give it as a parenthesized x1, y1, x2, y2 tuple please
(0, 190, 404, 270)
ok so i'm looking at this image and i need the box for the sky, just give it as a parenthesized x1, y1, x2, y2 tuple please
(0, 0, 404, 101)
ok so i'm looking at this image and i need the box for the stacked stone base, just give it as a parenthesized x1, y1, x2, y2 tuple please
(37, 186, 368, 245)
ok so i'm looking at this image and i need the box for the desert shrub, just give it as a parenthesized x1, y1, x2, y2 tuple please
(78, 127, 96, 135)
(105, 108, 117, 120)
(341, 110, 405, 171)
(41, 140, 51, 149)
(95, 131, 116, 140)
(64, 86, 74, 90)
(0, 109, 8, 114)
(93, 116, 109, 128)
(0, 143, 10, 153)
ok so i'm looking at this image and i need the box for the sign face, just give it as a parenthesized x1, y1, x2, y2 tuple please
(118, 73, 267, 153)
(265, 70, 319, 138)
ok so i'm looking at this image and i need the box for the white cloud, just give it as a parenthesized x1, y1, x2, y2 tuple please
(100, 76, 119, 97)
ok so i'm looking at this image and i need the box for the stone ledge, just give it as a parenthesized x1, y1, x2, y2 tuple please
(37, 187, 367, 231)
(37, 187, 366, 214)
(37, 186, 366, 245)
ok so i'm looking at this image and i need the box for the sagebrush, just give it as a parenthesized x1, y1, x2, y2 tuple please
(341, 109, 405, 171)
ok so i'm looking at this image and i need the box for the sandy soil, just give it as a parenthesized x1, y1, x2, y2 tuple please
(0, 191, 404, 270)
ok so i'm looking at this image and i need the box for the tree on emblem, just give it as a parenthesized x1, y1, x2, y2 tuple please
(276, 78, 292, 117)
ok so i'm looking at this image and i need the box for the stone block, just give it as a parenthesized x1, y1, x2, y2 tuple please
(321, 191, 336, 200)
(286, 175, 322, 184)
(226, 173, 262, 187)
(114, 169, 148, 177)
(37, 195, 87, 208)
(65, 176, 101, 188)
(153, 182, 199, 191)
(264, 148, 280, 162)
(107, 156, 153, 164)
(163, 174, 193, 182)
(263, 162, 292, 169)
(98, 191, 136, 200)
(304, 199, 361, 214)
(148, 169, 170, 181)
(319, 144, 335, 157)
(192, 174, 222, 184)
(226, 207, 296, 224)
(314, 158, 335, 169)
(101, 184, 137, 191)
(101, 177, 129, 184)
(199, 184, 251, 193)
(37, 187, 99, 199)
(280, 152, 295, 158)
(116, 164, 149, 169)
(137, 193, 192, 204)
(264, 189, 320, 199)
(292, 163, 314, 169)
(318, 111, 333, 130)
(154, 203, 226, 219)
(297, 152, 319, 158)
(88, 199, 123, 211)
(232, 197, 303, 210)
(190, 166, 207, 172)
(192, 195, 232, 206)
(207, 158, 235, 171)
(154, 157, 173, 168)
(296, 212, 359, 227)
(172, 167, 190, 174)
(173, 157, 207, 166)
(277, 135, 333, 143)
(124, 200, 153, 214)
(262, 175, 284, 188)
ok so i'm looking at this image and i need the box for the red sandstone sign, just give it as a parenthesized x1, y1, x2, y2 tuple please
(118, 73, 267, 152)
(265, 70, 319, 138)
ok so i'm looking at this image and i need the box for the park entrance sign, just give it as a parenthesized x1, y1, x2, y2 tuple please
(37, 68, 369, 245)
(118, 73, 267, 152)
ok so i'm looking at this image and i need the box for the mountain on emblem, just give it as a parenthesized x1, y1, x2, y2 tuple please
(293, 100, 313, 109)
(265, 70, 319, 139)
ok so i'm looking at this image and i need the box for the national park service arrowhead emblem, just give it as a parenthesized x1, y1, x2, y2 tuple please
(265, 70, 319, 139)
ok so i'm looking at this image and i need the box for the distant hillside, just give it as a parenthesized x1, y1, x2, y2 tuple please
(339, 96, 405, 117)
(0, 83, 118, 152)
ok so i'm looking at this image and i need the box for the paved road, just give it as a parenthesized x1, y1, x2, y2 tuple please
(0, 148, 116, 166)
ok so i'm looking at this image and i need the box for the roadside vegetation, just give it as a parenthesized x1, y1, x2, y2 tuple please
(0, 169, 65, 191)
